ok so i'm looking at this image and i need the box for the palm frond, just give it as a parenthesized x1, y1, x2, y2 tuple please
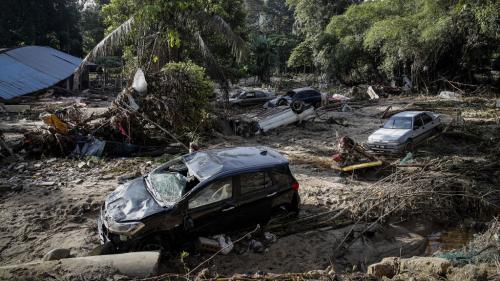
(207, 15, 248, 63)
(74, 17, 134, 90)
(81, 17, 134, 67)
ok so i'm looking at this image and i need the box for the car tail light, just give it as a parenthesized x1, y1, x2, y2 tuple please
(291, 182, 299, 190)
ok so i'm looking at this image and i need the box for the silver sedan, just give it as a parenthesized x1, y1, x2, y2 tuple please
(366, 111, 441, 154)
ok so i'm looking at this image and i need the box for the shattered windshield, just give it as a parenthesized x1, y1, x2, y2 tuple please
(383, 117, 412, 129)
(147, 171, 186, 204)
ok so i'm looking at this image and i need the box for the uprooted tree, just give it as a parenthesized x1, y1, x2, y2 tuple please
(105, 61, 214, 145)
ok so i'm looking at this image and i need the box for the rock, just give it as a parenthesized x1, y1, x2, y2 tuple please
(399, 257, 452, 276)
(46, 158, 57, 164)
(77, 161, 87, 169)
(367, 257, 399, 279)
(43, 248, 71, 261)
(33, 163, 42, 169)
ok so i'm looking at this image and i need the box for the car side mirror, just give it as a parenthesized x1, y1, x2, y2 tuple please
(183, 216, 194, 230)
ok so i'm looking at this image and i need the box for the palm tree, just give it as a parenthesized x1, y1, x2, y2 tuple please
(250, 35, 277, 83)
(77, 0, 247, 98)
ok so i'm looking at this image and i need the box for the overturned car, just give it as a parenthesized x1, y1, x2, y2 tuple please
(98, 146, 300, 253)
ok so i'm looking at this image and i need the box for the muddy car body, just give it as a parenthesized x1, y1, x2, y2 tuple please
(229, 90, 275, 107)
(265, 87, 322, 108)
(366, 111, 441, 153)
(98, 146, 300, 252)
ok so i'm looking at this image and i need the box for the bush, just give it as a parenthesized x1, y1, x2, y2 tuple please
(143, 61, 214, 136)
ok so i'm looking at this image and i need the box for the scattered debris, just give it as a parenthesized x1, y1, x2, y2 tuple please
(332, 136, 382, 172)
(248, 239, 264, 253)
(367, 86, 379, 100)
(439, 91, 462, 101)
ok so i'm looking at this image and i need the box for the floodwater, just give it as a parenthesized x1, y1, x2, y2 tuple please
(424, 226, 475, 255)
(398, 219, 477, 256)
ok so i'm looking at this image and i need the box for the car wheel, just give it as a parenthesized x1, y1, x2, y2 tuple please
(291, 100, 305, 114)
(313, 101, 321, 108)
(136, 235, 169, 253)
(94, 242, 116, 255)
(277, 99, 288, 106)
(403, 139, 414, 153)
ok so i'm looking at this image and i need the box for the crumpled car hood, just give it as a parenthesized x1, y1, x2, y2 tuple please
(368, 128, 411, 143)
(104, 177, 166, 223)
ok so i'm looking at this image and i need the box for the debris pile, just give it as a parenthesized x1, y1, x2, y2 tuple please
(5, 64, 219, 158)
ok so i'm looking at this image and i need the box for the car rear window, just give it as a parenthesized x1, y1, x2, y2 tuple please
(422, 114, 433, 124)
(270, 169, 291, 189)
(240, 172, 272, 194)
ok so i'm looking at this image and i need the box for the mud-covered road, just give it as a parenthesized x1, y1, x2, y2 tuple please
(0, 96, 498, 275)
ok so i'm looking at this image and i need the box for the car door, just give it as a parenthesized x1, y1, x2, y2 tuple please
(421, 113, 435, 137)
(255, 91, 268, 103)
(412, 114, 427, 142)
(231, 171, 274, 229)
(184, 176, 238, 236)
(244, 91, 257, 105)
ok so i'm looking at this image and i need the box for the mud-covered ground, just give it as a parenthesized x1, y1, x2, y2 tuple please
(0, 95, 498, 276)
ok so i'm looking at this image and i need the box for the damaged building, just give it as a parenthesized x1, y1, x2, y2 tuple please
(0, 46, 89, 101)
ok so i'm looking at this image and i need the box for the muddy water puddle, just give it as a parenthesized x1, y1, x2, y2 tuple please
(424, 226, 475, 255)
(399, 220, 477, 256)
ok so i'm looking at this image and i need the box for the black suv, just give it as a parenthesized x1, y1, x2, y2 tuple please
(266, 87, 323, 108)
(98, 146, 300, 252)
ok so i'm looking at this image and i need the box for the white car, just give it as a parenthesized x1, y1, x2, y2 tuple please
(367, 111, 441, 153)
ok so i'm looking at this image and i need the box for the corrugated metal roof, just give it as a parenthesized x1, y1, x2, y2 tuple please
(0, 46, 82, 100)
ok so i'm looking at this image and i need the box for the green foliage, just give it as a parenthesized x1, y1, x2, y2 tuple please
(80, 2, 107, 54)
(0, 0, 82, 55)
(145, 61, 214, 135)
(99, 0, 247, 83)
(286, 0, 356, 73)
(287, 39, 313, 69)
(245, 0, 300, 77)
(248, 35, 277, 82)
(318, 0, 500, 86)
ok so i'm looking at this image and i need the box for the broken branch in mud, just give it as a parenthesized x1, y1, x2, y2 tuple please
(138, 225, 261, 281)
(327, 159, 499, 258)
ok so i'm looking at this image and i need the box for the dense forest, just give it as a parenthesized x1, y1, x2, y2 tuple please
(1, 0, 498, 89)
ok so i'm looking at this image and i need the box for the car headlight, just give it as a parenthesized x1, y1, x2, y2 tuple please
(107, 220, 145, 236)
